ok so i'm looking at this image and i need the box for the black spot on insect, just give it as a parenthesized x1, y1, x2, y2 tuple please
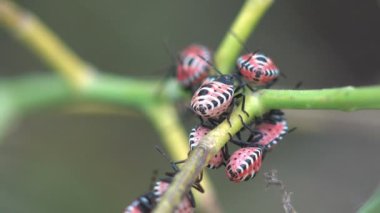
(256, 56, 267, 63)
(241, 59, 249, 66)
(228, 89, 233, 96)
(217, 96, 224, 104)
(211, 100, 218, 107)
(255, 70, 262, 78)
(198, 89, 208, 96)
(241, 164, 247, 170)
(222, 92, 230, 100)
(203, 84, 213, 89)
(187, 58, 195, 66)
(245, 158, 252, 165)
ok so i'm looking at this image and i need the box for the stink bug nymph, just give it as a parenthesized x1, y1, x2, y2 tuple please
(189, 125, 228, 169)
(152, 146, 204, 213)
(229, 31, 281, 89)
(237, 52, 280, 87)
(231, 110, 291, 153)
(176, 44, 212, 89)
(190, 75, 235, 120)
(225, 146, 264, 183)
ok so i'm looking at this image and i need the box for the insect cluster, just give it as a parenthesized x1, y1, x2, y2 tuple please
(124, 147, 204, 213)
(124, 42, 291, 212)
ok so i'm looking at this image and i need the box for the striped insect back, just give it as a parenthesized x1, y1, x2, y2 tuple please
(189, 125, 226, 169)
(177, 44, 212, 89)
(189, 125, 210, 150)
(237, 52, 280, 86)
(124, 192, 156, 213)
(152, 179, 195, 213)
(253, 110, 288, 152)
(190, 75, 235, 119)
(225, 146, 263, 183)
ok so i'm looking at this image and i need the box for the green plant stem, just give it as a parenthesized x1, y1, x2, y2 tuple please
(359, 186, 380, 213)
(0, 75, 73, 114)
(215, 0, 274, 72)
(260, 86, 380, 110)
(0, 73, 170, 142)
(0, 91, 18, 139)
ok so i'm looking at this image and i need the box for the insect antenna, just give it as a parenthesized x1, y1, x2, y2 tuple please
(197, 54, 224, 75)
(154, 145, 182, 173)
(229, 30, 259, 55)
(162, 39, 182, 65)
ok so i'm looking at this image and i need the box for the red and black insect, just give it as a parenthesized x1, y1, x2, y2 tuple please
(124, 147, 204, 213)
(232, 110, 291, 152)
(124, 192, 156, 213)
(190, 74, 248, 126)
(152, 146, 204, 213)
(152, 179, 195, 213)
(190, 75, 235, 119)
(236, 52, 280, 87)
(188, 50, 250, 126)
(251, 110, 289, 151)
(225, 146, 264, 183)
(176, 44, 212, 89)
(189, 125, 228, 169)
(229, 31, 281, 89)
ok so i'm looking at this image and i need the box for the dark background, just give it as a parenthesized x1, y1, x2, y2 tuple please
(0, 0, 379, 212)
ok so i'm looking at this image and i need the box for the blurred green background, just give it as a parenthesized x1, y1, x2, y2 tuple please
(1, 0, 380, 212)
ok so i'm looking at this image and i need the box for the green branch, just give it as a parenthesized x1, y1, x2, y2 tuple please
(359, 186, 380, 213)
(0, 74, 184, 116)
(260, 86, 380, 110)
(0, 91, 18, 139)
